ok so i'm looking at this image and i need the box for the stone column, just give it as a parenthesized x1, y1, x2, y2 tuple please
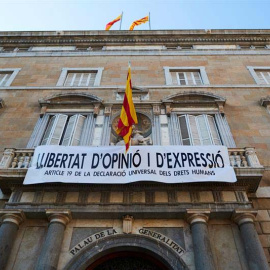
(0, 210, 25, 269)
(35, 210, 71, 270)
(186, 209, 215, 270)
(233, 210, 269, 270)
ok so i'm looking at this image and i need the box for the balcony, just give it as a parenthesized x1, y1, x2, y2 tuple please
(0, 147, 265, 193)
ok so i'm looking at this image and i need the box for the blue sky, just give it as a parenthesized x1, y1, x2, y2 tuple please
(0, 0, 269, 31)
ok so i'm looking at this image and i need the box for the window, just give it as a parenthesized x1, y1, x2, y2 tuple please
(57, 68, 104, 87)
(161, 92, 236, 148)
(163, 67, 209, 86)
(174, 71, 202, 86)
(247, 66, 270, 85)
(64, 72, 97, 87)
(26, 93, 107, 148)
(0, 68, 21, 87)
(178, 114, 221, 145)
(41, 114, 86, 146)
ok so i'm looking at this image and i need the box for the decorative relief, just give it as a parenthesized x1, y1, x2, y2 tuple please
(110, 113, 152, 145)
(123, 215, 133, 234)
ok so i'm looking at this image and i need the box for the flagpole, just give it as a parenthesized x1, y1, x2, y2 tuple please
(149, 12, 151, 30)
(119, 11, 123, 30)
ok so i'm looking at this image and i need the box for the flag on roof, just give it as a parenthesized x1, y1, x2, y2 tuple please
(105, 14, 121, 30)
(129, 16, 149, 31)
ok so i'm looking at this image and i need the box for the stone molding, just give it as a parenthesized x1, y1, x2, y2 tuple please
(0, 209, 25, 226)
(186, 209, 211, 225)
(232, 210, 257, 226)
(46, 209, 72, 227)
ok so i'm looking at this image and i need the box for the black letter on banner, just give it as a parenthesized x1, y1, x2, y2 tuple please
(91, 153, 100, 169)
(156, 153, 163, 168)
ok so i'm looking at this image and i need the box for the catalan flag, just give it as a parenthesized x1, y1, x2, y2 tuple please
(129, 16, 149, 31)
(105, 14, 121, 30)
(116, 66, 138, 152)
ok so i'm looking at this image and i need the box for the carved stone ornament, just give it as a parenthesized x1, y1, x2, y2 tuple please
(40, 106, 47, 116)
(104, 106, 112, 116)
(153, 105, 161, 115)
(123, 215, 133, 234)
(165, 104, 172, 115)
(93, 104, 100, 117)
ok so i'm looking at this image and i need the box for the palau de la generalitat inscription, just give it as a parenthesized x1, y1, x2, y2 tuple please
(69, 228, 185, 256)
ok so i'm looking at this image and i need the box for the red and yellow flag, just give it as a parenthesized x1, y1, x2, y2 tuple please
(105, 15, 121, 30)
(129, 16, 149, 31)
(116, 66, 138, 152)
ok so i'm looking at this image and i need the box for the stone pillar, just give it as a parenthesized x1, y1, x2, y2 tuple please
(0, 210, 25, 269)
(233, 210, 269, 270)
(186, 209, 215, 270)
(35, 210, 71, 270)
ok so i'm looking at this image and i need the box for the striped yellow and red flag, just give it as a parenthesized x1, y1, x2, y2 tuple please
(129, 16, 149, 31)
(116, 66, 138, 152)
(105, 14, 121, 30)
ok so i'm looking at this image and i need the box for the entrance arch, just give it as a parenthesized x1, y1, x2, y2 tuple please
(64, 234, 189, 270)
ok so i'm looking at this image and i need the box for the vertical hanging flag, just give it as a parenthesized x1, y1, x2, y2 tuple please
(116, 65, 138, 152)
(105, 14, 122, 30)
(129, 16, 149, 31)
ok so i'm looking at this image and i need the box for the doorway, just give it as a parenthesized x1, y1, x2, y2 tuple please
(86, 251, 169, 270)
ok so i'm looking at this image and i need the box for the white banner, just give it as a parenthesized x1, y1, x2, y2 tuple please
(23, 145, 237, 185)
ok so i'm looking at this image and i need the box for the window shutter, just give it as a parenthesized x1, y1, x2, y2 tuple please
(196, 115, 212, 145)
(188, 115, 201, 145)
(64, 73, 74, 86)
(177, 72, 186, 85)
(27, 114, 50, 148)
(207, 115, 222, 145)
(80, 113, 95, 146)
(62, 115, 77, 146)
(215, 113, 236, 147)
(41, 115, 56, 145)
(0, 73, 11, 86)
(256, 71, 268, 84)
(186, 72, 194, 85)
(41, 114, 68, 145)
(179, 115, 191, 145)
(89, 72, 97, 86)
(80, 73, 91, 86)
(193, 72, 203, 85)
(262, 71, 270, 84)
(71, 115, 86, 146)
(61, 115, 86, 146)
(73, 73, 80, 86)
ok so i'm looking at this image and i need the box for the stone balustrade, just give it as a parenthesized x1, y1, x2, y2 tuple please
(228, 147, 263, 168)
(0, 147, 263, 170)
(0, 148, 34, 169)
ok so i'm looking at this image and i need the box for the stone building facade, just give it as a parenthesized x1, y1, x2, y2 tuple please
(0, 30, 270, 269)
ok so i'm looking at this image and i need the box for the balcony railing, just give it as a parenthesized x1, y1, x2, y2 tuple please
(0, 147, 263, 170)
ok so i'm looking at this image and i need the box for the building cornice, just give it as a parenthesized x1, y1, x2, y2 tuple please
(1, 84, 270, 92)
(0, 29, 270, 47)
